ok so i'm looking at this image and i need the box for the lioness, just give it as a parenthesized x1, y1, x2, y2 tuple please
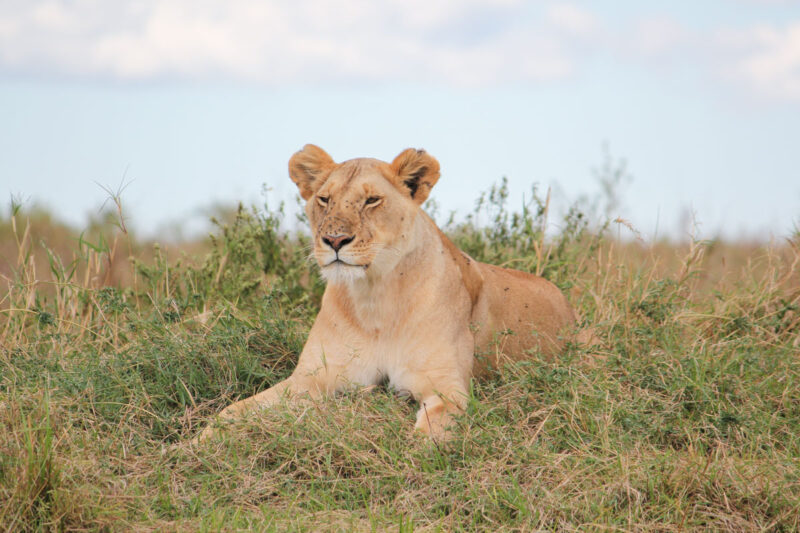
(197, 145, 575, 441)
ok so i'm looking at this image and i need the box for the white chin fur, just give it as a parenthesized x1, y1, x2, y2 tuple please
(321, 262, 367, 284)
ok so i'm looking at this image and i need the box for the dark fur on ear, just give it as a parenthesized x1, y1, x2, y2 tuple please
(288, 144, 337, 200)
(389, 148, 441, 204)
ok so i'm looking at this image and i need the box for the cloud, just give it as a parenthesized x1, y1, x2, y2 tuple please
(2, 1, 798, 103)
(546, 3, 598, 36)
(630, 16, 691, 57)
(716, 22, 800, 101)
(617, 14, 800, 102)
(0, 0, 586, 85)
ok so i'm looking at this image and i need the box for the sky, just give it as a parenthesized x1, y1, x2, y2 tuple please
(1, 0, 799, 241)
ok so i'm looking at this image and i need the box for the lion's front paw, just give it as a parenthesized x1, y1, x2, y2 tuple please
(414, 399, 458, 441)
(190, 424, 219, 446)
(190, 414, 236, 446)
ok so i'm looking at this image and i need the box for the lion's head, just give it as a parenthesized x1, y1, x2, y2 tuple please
(289, 145, 440, 284)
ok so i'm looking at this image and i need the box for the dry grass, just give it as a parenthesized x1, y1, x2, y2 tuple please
(1, 191, 799, 531)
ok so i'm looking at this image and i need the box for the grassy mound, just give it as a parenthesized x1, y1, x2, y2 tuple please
(1, 187, 798, 531)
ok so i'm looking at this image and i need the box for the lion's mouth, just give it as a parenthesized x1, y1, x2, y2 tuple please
(325, 259, 369, 269)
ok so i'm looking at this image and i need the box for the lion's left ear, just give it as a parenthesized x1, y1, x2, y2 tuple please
(388, 148, 441, 205)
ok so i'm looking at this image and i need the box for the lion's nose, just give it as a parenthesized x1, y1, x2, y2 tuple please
(322, 234, 355, 252)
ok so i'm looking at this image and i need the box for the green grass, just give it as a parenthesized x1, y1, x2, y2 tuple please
(1, 190, 798, 531)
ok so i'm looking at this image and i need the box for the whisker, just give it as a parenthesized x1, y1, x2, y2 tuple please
(369, 243, 402, 257)
(297, 243, 315, 254)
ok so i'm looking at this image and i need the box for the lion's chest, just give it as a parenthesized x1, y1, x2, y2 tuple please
(351, 305, 468, 398)
(347, 277, 419, 334)
(336, 251, 474, 395)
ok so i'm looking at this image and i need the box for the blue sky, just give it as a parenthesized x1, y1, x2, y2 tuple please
(1, 0, 799, 240)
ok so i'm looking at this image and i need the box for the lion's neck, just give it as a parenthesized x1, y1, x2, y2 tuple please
(331, 212, 437, 329)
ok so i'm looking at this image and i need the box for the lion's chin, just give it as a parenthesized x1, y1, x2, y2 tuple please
(320, 261, 368, 284)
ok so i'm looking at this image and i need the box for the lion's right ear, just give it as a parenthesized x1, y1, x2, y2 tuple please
(288, 144, 337, 200)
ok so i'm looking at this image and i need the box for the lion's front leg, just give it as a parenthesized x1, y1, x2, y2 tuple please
(413, 387, 469, 441)
(405, 332, 474, 441)
(193, 332, 377, 444)
(193, 373, 322, 444)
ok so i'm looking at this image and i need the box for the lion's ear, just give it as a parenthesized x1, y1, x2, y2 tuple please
(389, 148, 441, 204)
(288, 144, 337, 200)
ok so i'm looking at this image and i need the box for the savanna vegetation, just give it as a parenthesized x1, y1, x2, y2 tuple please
(1, 173, 799, 531)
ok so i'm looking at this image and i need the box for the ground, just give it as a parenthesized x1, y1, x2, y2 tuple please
(1, 189, 798, 531)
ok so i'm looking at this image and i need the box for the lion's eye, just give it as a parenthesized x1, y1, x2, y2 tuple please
(365, 196, 382, 207)
(316, 196, 329, 207)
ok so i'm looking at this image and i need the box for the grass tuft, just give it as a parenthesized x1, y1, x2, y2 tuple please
(1, 184, 798, 531)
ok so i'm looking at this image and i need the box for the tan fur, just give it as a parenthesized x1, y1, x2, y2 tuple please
(196, 145, 576, 442)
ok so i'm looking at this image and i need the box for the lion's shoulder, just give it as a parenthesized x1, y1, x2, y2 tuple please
(433, 225, 483, 307)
